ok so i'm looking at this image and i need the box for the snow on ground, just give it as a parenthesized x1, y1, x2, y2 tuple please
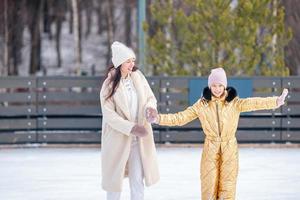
(0, 146, 299, 200)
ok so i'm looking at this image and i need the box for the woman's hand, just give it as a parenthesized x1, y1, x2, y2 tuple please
(277, 88, 288, 107)
(130, 124, 148, 137)
(145, 107, 158, 123)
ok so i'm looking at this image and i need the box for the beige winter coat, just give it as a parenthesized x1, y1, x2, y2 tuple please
(100, 70, 159, 192)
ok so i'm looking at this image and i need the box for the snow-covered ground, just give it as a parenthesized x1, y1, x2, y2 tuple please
(0, 146, 299, 200)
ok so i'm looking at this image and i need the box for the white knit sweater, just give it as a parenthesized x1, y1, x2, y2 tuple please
(121, 76, 138, 122)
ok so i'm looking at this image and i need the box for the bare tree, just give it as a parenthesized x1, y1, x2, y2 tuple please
(72, 0, 82, 73)
(124, 0, 134, 46)
(105, 0, 115, 66)
(68, 0, 73, 34)
(54, 0, 67, 68)
(3, 0, 9, 76)
(28, 0, 43, 75)
(282, 0, 300, 75)
(43, 0, 52, 38)
(10, 1, 25, 75)
(3, 0, 25, 76)
(84, 0, 93, 38)
(96, 0, 105, 35)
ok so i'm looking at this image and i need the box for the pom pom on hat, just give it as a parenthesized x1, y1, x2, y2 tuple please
(208, 67, 227, 88)
(111, 41, 136, 68)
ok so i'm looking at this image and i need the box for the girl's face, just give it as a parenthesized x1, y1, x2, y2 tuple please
(120, 58, 135, 78)
(210, 83, 225, 98)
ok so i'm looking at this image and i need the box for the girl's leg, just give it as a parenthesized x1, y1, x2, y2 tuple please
(128, 139, 144, 200)
(106, 192, 121, 200)
(218, 139, 239, 200)
(201, 140, 221, 200)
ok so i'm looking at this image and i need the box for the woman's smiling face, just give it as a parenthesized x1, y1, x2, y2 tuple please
(120, 58, 135, 77)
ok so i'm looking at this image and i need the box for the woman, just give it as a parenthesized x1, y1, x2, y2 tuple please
(100, 41, 159, 200)
(146, 67, 288, 200)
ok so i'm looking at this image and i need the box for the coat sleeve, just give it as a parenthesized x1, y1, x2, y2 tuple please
(100, 80, 135, 136)
(137, 70, 157, 110)
(235, 96, 278, 113)
(158, 99, 202, 126)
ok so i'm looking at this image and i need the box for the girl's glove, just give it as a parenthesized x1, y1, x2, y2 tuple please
(130, 124, 148, 137)
(277, 88, 288, 107)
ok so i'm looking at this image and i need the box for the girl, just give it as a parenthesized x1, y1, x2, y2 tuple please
(100, 41, 159, 200)
(146, 67, 288, 200)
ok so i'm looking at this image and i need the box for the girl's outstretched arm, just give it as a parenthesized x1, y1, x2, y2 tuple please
(236, 89, 288, 113)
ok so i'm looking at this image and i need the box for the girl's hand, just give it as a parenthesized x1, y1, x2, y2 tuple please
(145, 107, 158, 123)
(277, 88, 288, 107)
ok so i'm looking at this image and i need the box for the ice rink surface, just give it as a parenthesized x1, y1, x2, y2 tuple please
(0, 145, 299, 200)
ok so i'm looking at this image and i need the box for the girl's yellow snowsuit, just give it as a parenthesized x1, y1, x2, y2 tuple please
(158, 90, 278, 200)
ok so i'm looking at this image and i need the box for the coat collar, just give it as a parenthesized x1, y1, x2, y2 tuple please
(202, 86, 237, 102)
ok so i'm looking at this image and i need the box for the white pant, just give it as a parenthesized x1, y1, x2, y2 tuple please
(107, 139, 144, 200)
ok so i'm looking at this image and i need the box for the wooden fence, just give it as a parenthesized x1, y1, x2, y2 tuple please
(0, 76, 299, 144)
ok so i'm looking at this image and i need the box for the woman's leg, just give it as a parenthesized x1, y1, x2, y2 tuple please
(128, 139, 144, 200)
(218, 139, 239, 200)
(201, 140, 221, 200)
(106, 192, 121, 200)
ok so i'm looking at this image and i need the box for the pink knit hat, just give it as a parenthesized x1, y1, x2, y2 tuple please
(208, 67, 227, 88)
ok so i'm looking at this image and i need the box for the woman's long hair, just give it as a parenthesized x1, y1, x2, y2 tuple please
(103, 65, 138, 100)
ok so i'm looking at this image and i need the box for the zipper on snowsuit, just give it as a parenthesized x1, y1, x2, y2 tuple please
(216, 102, 221, 137)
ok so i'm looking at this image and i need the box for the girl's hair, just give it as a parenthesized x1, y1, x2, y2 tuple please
(103, 65, 138, 100)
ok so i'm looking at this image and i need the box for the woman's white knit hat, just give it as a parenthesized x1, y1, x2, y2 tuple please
(111, 41, 136, 68)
